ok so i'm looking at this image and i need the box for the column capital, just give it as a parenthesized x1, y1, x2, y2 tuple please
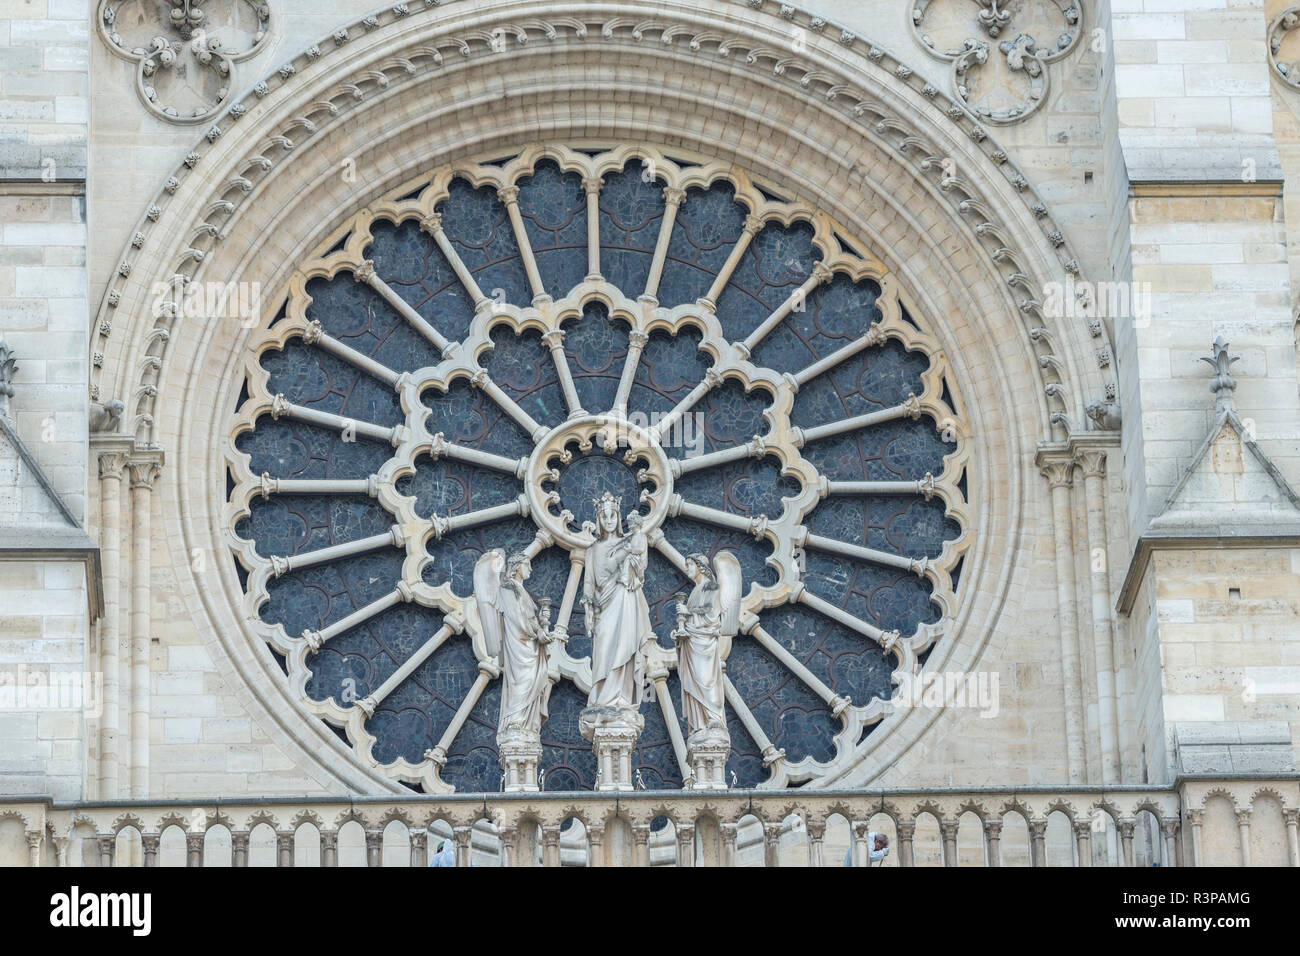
(1075, 449, 1107, 479)
(1038, 459, 1074, 489)
(128, 458, 162, 490)
(98, 451, 129, 480)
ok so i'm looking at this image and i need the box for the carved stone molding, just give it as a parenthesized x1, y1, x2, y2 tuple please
(97, 0, 273, 124)
(910, 0, 1083, 124)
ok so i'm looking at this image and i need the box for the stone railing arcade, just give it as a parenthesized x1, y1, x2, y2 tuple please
(3, 777, 1296, 867)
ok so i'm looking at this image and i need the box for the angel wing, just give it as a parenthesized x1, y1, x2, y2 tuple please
(713, 550, 743, 638)
(473, 549, 507, 659)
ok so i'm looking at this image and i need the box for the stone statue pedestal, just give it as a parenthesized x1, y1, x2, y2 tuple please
(579, 706, 644, 791)
(686, 725, 730, 790)
(497, 727, 543, 792)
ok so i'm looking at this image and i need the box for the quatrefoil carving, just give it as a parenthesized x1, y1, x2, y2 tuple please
(911, 0, 1083, 124)
(97, 0, 272, 124)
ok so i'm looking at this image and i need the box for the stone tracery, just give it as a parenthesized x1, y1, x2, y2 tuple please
(226, 144, 972, 793)
(97, 0, 273, 123)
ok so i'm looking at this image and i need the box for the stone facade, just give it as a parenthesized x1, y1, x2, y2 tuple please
(0, 0, 1298, 864)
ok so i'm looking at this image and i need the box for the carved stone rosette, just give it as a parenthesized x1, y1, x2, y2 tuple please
(97, 0, 272, 124)
(910, 0, 1083, 124)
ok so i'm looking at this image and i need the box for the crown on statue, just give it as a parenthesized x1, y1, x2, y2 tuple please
(592, 491, 622, 516)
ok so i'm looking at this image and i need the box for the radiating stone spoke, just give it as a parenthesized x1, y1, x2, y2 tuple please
(428, 432, 528, 477)
(747, 623, 851, 716)
(722, 676, 784, 768)
(796, 394, 921, 446)
(270, 525, 403, 577)
(425, 660, 500, 769)
(582, 175, 602, 280)
(355, 260, 459, 357)
(671, 434, 768, 476)
(270, 394, 407, 446)
(648, 664, 693, 782)
(612, 330, 648, 415)
(257, 474, 379, 498)
(429, 494, 529, 539)
(799, 529, 929, 576)
(496, 186, 546, 300)
(792, 323, 887, 387)
(650, 368, 721, 443)
(793, 584, 902, 651)
(668, 495, 768, 539)
(821, 474, 937, 500)
(302, 581, 414, 653)
(550, 552, 586, 644)
(302, 319, 404, 387)
(541, 327, 585, 417)
(740, 262, 833, 354)
(644, 187, 686, 301)
(356, 621, 460, 716)
(420, 213, 491, 310)
(469, 369, 547, 440)
(697, 214, 764, 312)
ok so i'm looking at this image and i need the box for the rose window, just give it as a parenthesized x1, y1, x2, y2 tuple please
(227, 145, 972, 793)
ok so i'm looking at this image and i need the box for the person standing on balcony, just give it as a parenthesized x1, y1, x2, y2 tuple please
(429, 840, 456, 867)
(843, 833, 889, 866)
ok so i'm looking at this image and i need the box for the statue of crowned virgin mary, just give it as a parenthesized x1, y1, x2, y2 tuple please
(581, 492, 654, 711)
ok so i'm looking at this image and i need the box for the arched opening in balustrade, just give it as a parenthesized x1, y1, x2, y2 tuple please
(427, 817, 454, 866)
(381, 819, 411, 867)
(822, 812, 851, 867)
(645, 816, 674, 866)
(998, 810, 1031, 866)
(956, 810, 985, 866)
(244, 821, 276, 866)
(733, 814, 763, 867)
(469, 818, 501, 867)
(911, 811, 943, 867)
(1090, 809, 1120, 867)
(1044, 810, 1074, 866)
(689, 813, 723, 867)
(71, 821, 98, 867)
(778, 812, 811, 867)
(111, 825, 143, 866)
(1248, 793, 1288, 866)
(559, 816, 590, 867)
(646, 815, 675, 866)
(1132, 808, 1162, 868)
(0, 817, 27, 866)
(596, 813, 635, 867)
(515, 815, 543, 866)
(294, 821, 321, 867)
(155, 824, 184, 866)
(203, 824, 233, 866)
(1199, 794, 1241, 865)
(336, 819, 367, 866)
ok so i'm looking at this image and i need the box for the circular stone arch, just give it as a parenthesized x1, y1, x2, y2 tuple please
(92, 0, 1110, 793)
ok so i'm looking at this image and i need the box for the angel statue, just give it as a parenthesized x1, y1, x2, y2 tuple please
(474, 549, 552, 736)
(674, 551, 742, 736)
(581, 492, 654, 711)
